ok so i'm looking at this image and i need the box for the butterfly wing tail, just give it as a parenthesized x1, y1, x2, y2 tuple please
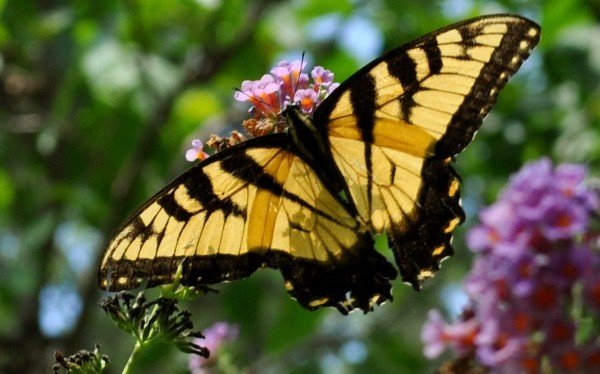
(388, 158, 464, 289)
(271, 232, 397, 314)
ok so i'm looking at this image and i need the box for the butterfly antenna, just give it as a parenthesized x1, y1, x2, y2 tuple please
(234, 87, 281, 112)
(292, 51, 306, 102)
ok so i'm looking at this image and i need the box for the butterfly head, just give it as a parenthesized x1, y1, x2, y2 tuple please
(281, 103, 313, 131)
(280, 102, 301, 117)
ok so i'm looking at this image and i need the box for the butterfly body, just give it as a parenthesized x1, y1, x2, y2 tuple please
(99, 15, 540, 314)
(284, 105, 360, 216)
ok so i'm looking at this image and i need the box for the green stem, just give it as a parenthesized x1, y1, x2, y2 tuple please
(122, 339, 145, 374)
(122, 302, 161, 374)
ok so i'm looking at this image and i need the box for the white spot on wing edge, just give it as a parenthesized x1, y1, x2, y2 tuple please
(527, 27, 539, 38)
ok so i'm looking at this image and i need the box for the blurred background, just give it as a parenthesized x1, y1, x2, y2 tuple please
(1, 0, 599, 372)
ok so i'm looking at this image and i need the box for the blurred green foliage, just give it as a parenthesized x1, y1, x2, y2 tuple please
(1, 0, 599, 372)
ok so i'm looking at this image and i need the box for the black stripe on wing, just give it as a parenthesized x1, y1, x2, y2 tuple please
(349, 73, 378, 215)
(436, 18, 540, 156)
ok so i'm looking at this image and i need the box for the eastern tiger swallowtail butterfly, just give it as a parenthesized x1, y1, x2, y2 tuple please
(98, 14, 540, 314)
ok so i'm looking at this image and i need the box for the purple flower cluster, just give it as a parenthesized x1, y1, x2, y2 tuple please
(234, 60, 339, 136)
(189, 322, 239, 374)
(422, 158, 600, 373)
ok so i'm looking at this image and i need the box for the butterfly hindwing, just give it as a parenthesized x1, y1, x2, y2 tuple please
(313, 15, 540, 287)
(99, 134, 396, 313)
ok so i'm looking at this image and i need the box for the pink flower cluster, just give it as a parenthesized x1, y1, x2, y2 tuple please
(185, 60, 339, 160)
(232, 60, 339, 138)
(234, 60, 339, 117)
(422, 158, 600, 373)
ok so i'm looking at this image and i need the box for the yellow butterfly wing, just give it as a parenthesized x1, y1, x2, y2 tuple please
(313, 15, 541, 287)
(98, 135, 396, 313)
(99, 15, 541, 313)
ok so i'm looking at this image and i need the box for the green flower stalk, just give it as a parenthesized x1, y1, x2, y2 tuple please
(99, 292, 208, 373)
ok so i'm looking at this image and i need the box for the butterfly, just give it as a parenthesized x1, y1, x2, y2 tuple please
(98, 14, 540, 314)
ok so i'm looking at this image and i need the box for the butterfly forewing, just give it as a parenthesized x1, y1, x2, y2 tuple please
(314, 15, 540, 287)
(99, 134, 396, 313)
